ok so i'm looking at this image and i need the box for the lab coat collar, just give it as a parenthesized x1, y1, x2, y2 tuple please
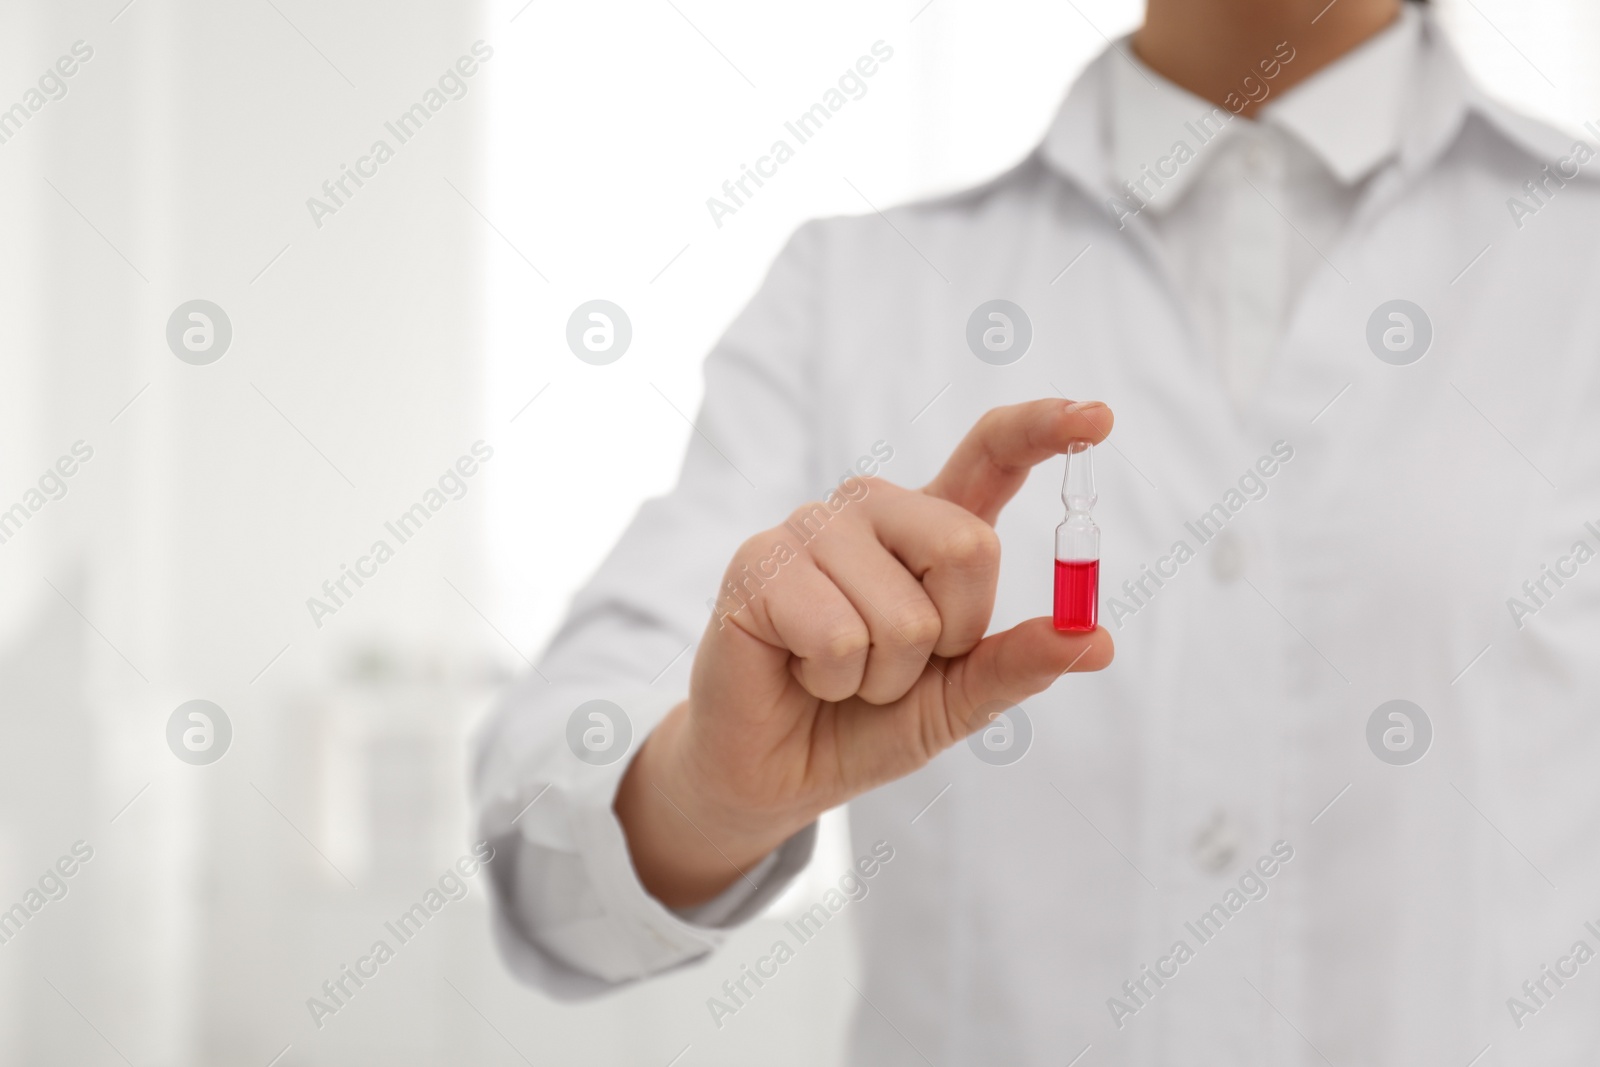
(1037, 3, 1592, 218)
(1095, 9, 1424, 216)
(1103, 47, 1239, 216)
(1261, 4, 1419, 187)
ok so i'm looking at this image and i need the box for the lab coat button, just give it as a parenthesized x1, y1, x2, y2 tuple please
(1210, 529, 1246, 583)
(1191, 810, 1241, 875)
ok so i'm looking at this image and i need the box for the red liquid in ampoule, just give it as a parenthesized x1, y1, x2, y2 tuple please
(1053, 559, 1099, 631)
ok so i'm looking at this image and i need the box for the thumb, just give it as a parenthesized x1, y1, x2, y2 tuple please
(943, 618, 1113, 739)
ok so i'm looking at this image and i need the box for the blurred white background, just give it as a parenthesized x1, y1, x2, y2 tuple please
(0, 0, 1594, 1063)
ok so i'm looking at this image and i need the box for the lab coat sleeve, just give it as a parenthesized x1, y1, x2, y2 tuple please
(471, 222, 828, 998)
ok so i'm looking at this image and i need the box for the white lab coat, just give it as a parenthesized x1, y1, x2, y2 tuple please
(474, 9, 1600, 1064)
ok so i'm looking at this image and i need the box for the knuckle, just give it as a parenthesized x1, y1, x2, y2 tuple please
(729, 540, 758, 569)
(734, 530, 777, 563)
(937, 522, 1001, 571)
(734, 527, 804, 572)
(818, 621, 870, 662)
(888, 602, 942, 647)
(785, 500, 823, 526)
(785, 479, 889, 538)
(786, 499, 836, 534)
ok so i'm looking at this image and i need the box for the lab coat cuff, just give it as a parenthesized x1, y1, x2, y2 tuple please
(671, 820, 819, 929)
(477, 684, 818, 989)
(570, 796, 819, 967)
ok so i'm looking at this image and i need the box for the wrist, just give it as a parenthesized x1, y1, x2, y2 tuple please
(614, 702, 802, 908)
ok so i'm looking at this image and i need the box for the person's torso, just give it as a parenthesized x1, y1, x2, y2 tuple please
(800, 125, 1600, 1066)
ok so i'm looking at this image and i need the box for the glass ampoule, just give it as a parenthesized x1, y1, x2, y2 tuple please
(1053, 441, 1099, 631)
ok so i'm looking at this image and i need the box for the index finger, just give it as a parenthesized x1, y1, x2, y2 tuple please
(922, 398, 1112, 524)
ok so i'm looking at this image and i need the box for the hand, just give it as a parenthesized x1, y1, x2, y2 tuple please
(614, 398, 1115, 906)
